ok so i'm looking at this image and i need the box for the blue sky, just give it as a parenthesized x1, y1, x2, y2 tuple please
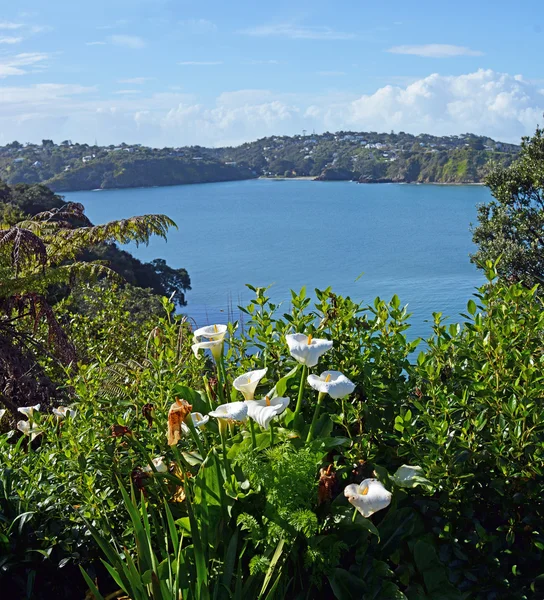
(1, 0, 543, 146)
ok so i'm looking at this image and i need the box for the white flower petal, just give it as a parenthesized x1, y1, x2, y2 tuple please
(209, 401, 248, 422)
(233, 368, 268, 400)
(391, 465, 431, 489)
(17, 404, 41, 419)
(194, 324, 227, 342)
(0, 409, 6, 420)
(307, 371, 355, 399)
(285, 333, 333, 367)
(246, 396, 290, 429)
(16, 420, 41, 441)
(52, 406, 76, 420)
(191, 412, 209, 428)
(344, 478, 392, 518)
(192, 339, 223, 360)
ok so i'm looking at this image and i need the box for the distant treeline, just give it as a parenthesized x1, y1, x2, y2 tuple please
(0, 131, 520, 190)
(213, 130, 520, 183)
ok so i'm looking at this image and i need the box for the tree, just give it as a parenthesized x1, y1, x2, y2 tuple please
(0, 202, 176, 414)
(472, 125, 544, 285)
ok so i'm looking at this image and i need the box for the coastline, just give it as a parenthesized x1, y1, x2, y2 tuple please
(258, 176, 485, 185)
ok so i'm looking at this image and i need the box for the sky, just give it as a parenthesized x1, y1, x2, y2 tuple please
(1, 0, 544, 147)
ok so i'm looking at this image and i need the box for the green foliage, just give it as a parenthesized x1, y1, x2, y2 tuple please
(2, 267, 544, 599)
(472, 125, 544, 285)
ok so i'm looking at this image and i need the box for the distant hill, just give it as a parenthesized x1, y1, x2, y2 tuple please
(212, 131, 520, 184)
(0, 132, 520, 191)
(0, 141, 256, 192)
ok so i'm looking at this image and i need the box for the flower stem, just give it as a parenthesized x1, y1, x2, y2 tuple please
(306, 392, 326, 442)
(293, 364, 308, 421)
(249, 419, 257, 449)
(219, 425, 232, 478)
(184, 416, 206, 457)
(269, 422, 275, 446)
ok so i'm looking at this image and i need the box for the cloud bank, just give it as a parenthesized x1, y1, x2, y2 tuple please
(0, 69, 542, 147)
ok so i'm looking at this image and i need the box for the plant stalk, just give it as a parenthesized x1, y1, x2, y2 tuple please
(306, 392, 326, 442)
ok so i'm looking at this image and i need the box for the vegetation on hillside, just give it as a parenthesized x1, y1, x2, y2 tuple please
(216, 130, 519, 183)
(0, 182, 191, 306)
(0, 132, 519, 192)
(0, 140, 256, 192)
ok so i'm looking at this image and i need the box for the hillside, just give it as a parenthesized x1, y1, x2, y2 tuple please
(213, 131, 520, 183)
(0, 141, 256, 192)
(0, 132, 520, 190)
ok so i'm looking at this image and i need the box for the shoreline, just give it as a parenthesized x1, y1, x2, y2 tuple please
(259, 176, 484, 185)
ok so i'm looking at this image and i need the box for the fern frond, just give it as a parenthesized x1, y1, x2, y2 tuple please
(2, 263, 121, 297)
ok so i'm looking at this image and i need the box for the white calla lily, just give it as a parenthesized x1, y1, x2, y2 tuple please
(192, 339, 224, 361)
(344, 478, 392, 518)
(246, 396, 290, 430)
(194, 324, 227, 342)
(16, 420, 41, 441)
(209, 401, 248, 424)
(307, 371, 355, 399)
(143, 456, 168, 473)
(285, 333, 332, 367)
(192, 324, 228, 361)
(391, 465, 431, 489)
(17, 404, 40, 419)
(0, 409, 6, 420)
(181, 411, 210, 436)
(233, 368, 268, 400)
(52, 406, 76, 420)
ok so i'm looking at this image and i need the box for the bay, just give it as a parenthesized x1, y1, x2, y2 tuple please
(64, 179, 489, 340)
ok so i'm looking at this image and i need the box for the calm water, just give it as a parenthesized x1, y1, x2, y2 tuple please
(64, 180, 490, 340)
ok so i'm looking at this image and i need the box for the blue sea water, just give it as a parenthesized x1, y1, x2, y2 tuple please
(64, 179, 490, 340)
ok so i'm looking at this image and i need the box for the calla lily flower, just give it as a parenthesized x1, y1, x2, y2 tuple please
(181, 411, 210, 436)
(233, 368, 268, 400)
(143, 456, 168, 473)
(17, 404, 40, 419)
(0, 409, 6, 420)
(307, 371, 355, 399)
(192, 324, 228, 360)
(16, 420, 41, 441)
(286, 333, 332, 367)
(391, 465, 431, 489)
(209, 402, 248, 432)
(246, 396, 290, 430)
(194, 324, 227, 342)
(52, 406, 76, 420)
(344, 478, 392, 518)
(192, 339, 224, 360)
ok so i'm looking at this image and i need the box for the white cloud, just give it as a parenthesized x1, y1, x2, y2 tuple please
(179, 61, 223, 66)
(178, 19, 217, 34)
(0, 21, 23, 30)
(241, 23, 355, 40)
(0, 36, 23, 44)
(109, 35, 146, 49)
(306, 70, 544, 142)
(0, 70, 542, 147)
(0, 52, 49, 78)
(86, 41, 107, 46)
(114, 89, 142, 95)
(387, 44, 483, 58)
